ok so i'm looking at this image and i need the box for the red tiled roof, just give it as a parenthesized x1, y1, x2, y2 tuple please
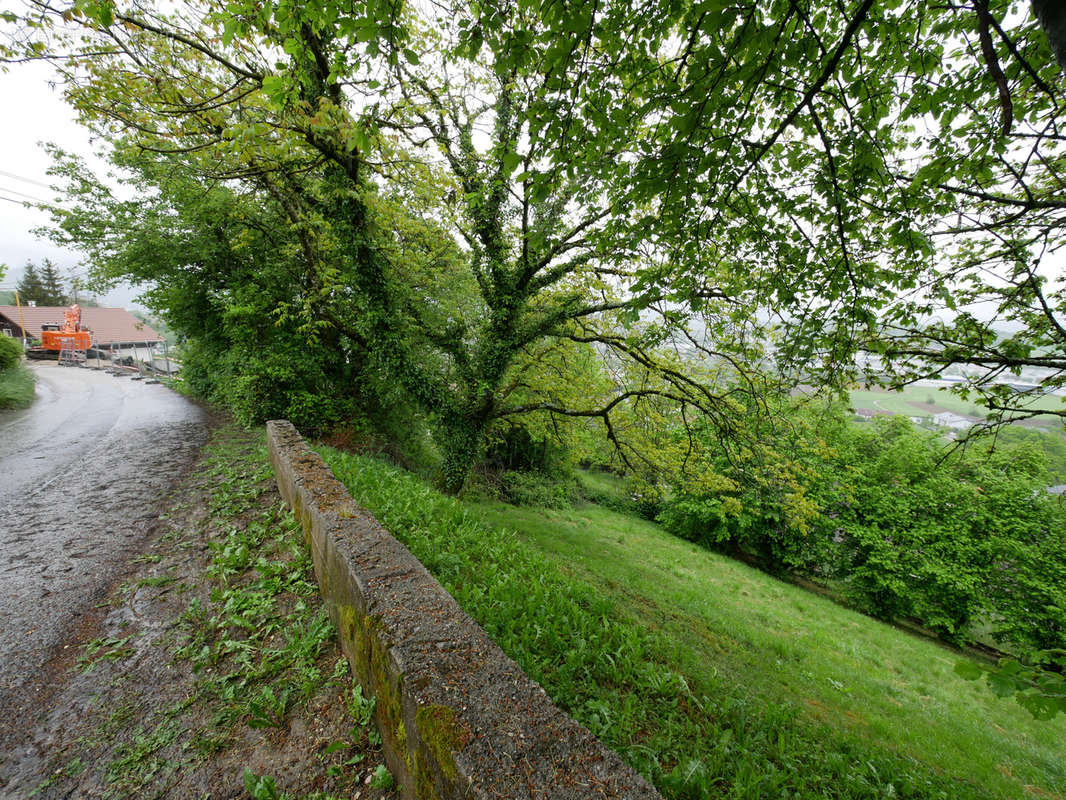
(0, 306, 164, 346)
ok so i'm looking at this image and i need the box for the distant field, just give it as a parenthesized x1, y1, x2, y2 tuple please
(849, 384, 1064, 429)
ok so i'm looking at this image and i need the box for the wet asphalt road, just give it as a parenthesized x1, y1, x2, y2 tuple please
(0, 363, 209, 752)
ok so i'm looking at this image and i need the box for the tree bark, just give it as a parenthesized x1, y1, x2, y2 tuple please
(437, 413, 489, 495)
(1032, 0, 1066, 74)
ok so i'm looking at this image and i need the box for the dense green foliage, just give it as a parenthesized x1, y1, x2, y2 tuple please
(0, 334, 22, 371)
(0, 336, 34, 410)
(11, 0, 1066, 495)
(658, 407, 1066, 659)
(42, 148, 401, 435)
(319, 444, 1066, 799)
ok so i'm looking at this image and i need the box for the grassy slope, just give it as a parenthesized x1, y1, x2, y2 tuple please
(475, 500, 1066, 799)
(849, 385, 1064, 423)
(319, 447, 1066, 800)
(0, 363, 35, 410)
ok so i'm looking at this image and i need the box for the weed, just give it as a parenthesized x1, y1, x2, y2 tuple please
(137, 574, 178, 589)
(28, 756, 84, 797)
(369, 764, 394, 790)
(188, 731, 231, 756)
(50, 427, 384, 799)
(106, 719, 182, 792)
(78, 635, 137, 673)
(347, 684, 376, 728)
(160, 431, 361, 792)
(325, 749, 365, 778)
(243, 769, 287, 800)
(247, 685, 290, 729)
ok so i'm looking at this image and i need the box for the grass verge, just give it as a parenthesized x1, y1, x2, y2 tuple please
(0, 363, 35, 409)
(319, 445, 1066, 800)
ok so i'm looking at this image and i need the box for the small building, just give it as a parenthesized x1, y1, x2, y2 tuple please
(853, 408, 895, 422)
(0, 305, 164, 350)
(930, 411, 977, 431)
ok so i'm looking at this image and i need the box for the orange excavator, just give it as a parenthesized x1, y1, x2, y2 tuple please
(40, 304, 92, 351)
(26, 304, 94, 361)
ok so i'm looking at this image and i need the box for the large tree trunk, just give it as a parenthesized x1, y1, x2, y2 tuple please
(437, 413, 489, 495)
(1032, 0, 1066, 74)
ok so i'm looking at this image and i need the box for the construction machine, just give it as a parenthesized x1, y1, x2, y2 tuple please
(26, 304, 93, 362)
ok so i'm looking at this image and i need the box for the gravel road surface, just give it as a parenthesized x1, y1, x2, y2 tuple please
(0, 363, 209, 759)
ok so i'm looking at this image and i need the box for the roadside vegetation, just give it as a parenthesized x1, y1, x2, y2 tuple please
(319, 444, 1066, 799)
(0, 334, 34, 410)
(24, 426, 396, 800)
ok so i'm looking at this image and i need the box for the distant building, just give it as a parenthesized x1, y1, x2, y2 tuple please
(1005, 382, 1041, 394)
(930, 411, 976, 431)
(853, 408, 895, 422)
(0, 306, 164, 349)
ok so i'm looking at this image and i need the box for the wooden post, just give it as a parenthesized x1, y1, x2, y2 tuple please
(163, 339, 171, 377)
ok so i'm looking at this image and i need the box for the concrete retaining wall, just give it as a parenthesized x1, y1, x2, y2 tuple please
(266, 420, 662, 800)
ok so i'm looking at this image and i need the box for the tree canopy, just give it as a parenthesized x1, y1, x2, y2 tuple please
(2, 0, 1065, 488)
(14, 258, 68, 306)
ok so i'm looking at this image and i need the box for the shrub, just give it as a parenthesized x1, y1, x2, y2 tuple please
(0, 335, 22, 371)
(500, 469, 576, 508)
(660, 407, 1066, 652)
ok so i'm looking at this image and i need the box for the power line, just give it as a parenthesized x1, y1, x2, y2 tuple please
(0, 185, 49, 204)
(0, 170, 52, 190)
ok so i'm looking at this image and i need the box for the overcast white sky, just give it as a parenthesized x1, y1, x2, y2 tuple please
(0, 57, 142, 308)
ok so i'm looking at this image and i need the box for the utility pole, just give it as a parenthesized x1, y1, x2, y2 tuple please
(13, 289, 28, 348)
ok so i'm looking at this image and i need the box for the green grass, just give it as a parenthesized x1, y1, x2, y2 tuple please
(576, 468, 628, 496)
(849, 384, 1065, 426)
(320, 446, 1066, 799)
(0, 363, 35, 409)
(476, 502, 1066, 798)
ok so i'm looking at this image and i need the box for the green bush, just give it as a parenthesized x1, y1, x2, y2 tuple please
(500, 469, 576, 508)
(659, 409, 1066, 653)
(0, 363, 35, 410)
(0, 335, 22, 371)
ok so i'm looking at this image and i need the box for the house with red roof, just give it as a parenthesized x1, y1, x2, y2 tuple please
(0, 306, 164, 349)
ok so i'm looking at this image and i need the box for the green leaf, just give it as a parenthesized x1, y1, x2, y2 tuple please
(501, 151, 522, 176)
(953, 660, 983, 681)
